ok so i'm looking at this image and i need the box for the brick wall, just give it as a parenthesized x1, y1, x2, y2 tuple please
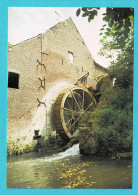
(7, 18, 108, 153)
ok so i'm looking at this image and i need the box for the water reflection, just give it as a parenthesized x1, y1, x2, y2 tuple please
(7, 144, 132, 189)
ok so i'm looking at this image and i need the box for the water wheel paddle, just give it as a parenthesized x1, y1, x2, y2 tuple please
(53, 86, 96, 141)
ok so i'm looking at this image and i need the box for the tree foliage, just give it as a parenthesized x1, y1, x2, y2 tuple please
(76, 8, 100, 22)
(76, 8, 133, 153)
(91, 85, 133, 153)
(76, 8, 133, 38)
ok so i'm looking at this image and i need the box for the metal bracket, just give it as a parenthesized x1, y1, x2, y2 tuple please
(37, 98, 46, 107)
(41, 52, 49, 56)
(37, 59, 46, 71)
(38, 77, 45, 90)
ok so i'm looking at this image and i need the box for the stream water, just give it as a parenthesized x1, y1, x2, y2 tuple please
(7, 144, 132, 189)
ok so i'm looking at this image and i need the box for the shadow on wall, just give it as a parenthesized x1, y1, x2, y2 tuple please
(38, 81, 74, 139)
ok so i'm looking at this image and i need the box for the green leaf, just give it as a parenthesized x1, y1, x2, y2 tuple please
(89, 14, 94, 20)
(93, 9, 98, 16)
(88, 16, 91, 22)
(76, 8, 81, 17)
(8, 42, 13, 48)
(105, 32, 110, 36)
(82, 8, 88, 12)
(103, 16, 108, 21)
(100, 28, 105, 31)
(82, 12, 89, 17)
(103, 36, 107, 39)
(106, 28, 111, 32)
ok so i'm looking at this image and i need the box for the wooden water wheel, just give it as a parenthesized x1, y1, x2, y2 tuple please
(53, 86, 96, 141)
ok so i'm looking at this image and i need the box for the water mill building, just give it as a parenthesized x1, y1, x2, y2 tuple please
(7, 17, 108, 154)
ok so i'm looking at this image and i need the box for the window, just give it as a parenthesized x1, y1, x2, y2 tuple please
(113, 77, 116, 87)
(68, 51, 74, 63)
(8, 72, 19, 89)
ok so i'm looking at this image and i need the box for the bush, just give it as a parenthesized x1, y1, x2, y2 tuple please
(91, 84, 133, 154)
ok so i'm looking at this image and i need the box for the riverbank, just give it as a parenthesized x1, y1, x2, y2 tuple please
(7, 135, 132, 161)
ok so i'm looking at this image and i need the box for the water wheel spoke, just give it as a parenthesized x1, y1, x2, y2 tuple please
(84, 101, 94, 113)
(82, 88, 84, 109)
(64, 112, 72, 117)
(68, 115, 81, 131)
(69, 90, 81, 110)
(77, 96, 82, 109)
(66, 99, 72, 110)
(65, 117, 74, 126)
(62, 107, 80, 114)
(71, 125, 76, 134)
(68, 101, 94, 131)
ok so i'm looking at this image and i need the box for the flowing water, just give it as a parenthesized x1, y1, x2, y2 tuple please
(7, 144, 132, 189)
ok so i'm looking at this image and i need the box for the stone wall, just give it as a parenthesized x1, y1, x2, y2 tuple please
(78, 112, 99, 155)
(94, 62, 109, 81)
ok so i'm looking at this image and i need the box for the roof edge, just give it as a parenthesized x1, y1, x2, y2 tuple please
(94, 61, 109, 72)
(8, 34, 42, 51)
(8, 17, 73, 50)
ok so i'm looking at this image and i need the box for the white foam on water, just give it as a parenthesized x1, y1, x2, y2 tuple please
(7, 144, 80, 167)
(40, 143, 80, 162)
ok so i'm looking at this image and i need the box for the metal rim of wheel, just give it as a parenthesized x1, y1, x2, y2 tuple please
(53, 86, 97, 141)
